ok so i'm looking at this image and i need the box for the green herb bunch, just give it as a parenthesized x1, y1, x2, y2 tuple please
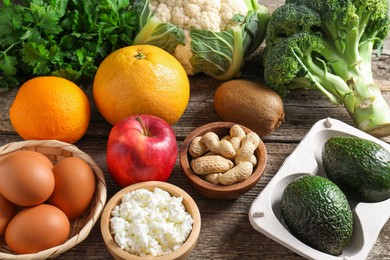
(0, 0, 138, 90)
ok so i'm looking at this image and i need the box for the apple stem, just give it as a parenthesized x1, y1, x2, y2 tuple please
(136, 116, 149, 136)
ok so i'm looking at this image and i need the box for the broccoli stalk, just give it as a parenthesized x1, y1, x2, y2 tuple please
(263, 0, 390, 136)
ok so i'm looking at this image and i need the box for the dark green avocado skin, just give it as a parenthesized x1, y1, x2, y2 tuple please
(322, 136, 390, 202)
(281, 175, 353, 256)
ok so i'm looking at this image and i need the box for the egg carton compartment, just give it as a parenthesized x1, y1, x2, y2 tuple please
(249, 118, 390, 260)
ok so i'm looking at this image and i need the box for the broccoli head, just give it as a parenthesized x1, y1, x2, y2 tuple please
(263, 0, 390, 136)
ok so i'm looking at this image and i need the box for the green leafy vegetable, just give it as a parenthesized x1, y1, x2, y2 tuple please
(263, 0, 390, 136)
(0, 0, 138, 90)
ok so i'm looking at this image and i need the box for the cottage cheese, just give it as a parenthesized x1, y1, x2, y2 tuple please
(110, 188, 194, 256)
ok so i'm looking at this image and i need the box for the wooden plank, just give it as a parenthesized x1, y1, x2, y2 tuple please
(1, 1, 390, 259)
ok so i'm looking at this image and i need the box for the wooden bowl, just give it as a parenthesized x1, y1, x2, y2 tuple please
(100, 181, 201, 260)
(0, 140, 107, 259)
(179, 122, 267, 200)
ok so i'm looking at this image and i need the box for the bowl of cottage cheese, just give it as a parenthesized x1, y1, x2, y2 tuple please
(100, 181, 201, 259)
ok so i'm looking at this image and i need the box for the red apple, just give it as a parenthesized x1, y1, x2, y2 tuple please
(106, 114, 178, 187)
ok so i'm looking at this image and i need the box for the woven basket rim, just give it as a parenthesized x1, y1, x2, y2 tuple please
(0, 140, 107, 259)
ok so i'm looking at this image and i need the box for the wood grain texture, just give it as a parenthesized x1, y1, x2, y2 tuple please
(1, 1, 390, 259)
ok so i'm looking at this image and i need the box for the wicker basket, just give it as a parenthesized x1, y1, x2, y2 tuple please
(0, 140, 107, 259)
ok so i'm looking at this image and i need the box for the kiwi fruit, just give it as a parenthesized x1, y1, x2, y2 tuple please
(214, 79, 284, 137)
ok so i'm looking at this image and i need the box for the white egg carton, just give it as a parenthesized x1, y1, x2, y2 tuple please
(249, 117, 390, 260)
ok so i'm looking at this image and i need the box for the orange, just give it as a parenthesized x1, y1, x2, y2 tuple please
(92, 45, 190, 125)
(10, 76, 90, 144)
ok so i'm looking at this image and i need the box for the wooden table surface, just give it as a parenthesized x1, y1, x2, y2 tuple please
(1, 1, 390, 259)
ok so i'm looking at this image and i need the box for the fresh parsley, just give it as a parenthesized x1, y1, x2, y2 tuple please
(0, 0, 138, 90)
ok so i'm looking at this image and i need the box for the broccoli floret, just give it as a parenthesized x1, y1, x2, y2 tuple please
(263, 0, 390, 136)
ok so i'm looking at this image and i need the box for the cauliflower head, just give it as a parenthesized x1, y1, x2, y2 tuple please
(133, 0, 269, 80)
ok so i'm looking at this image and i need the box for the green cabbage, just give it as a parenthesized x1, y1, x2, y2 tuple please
(133, 0, 269, 80)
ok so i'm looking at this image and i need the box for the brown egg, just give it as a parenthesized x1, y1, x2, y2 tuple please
(0, 154, 55, 206)
(0, 150, 54, 169)
(0, 192, 16, 235)
(5, 204, 70, 254)
(49, 157, 96, 220)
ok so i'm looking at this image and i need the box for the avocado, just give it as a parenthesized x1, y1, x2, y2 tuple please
(322, 136, 390, 202)
(281, 175, 353, 256)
